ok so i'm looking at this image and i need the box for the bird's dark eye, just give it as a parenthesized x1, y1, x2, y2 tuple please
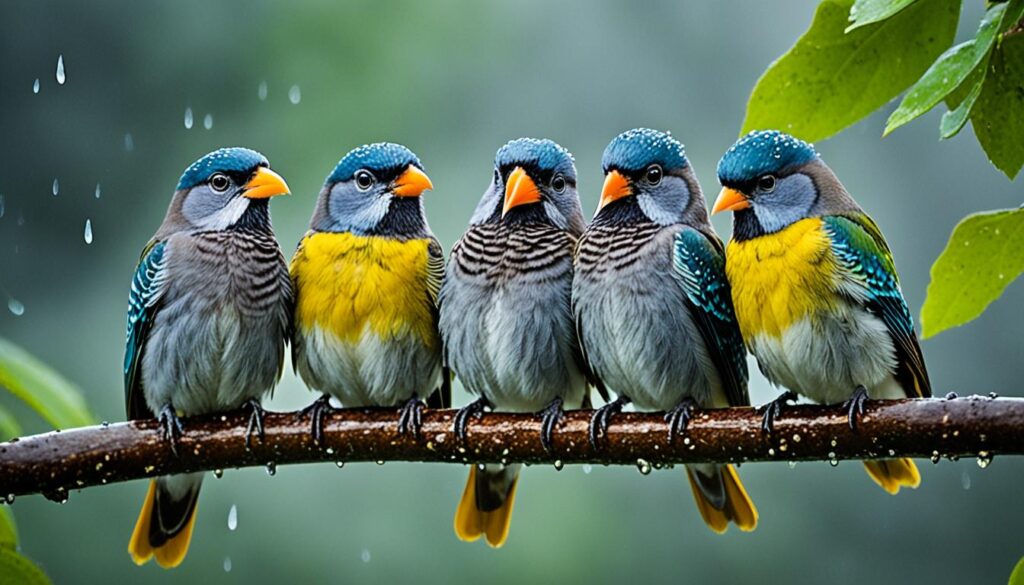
(645, 164, 663, 186)
(551, 175, 566, 193)
(354, 170, 375, 191)
(757, 175, 777, 193)
(210, 173, 230, 192)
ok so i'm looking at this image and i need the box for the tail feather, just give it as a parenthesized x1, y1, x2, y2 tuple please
(863, 458, 921, 495)
(128, 476, 201, 568)
(686, 464, 758, 533)
(454, 464, 519, 548)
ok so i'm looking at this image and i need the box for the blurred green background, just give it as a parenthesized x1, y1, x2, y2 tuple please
(2, 1, 1022, 583)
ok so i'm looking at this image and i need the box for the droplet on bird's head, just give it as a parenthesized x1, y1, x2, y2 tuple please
(56, 54, 65, 84)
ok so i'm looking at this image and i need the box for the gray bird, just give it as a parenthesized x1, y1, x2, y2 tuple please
(574, 129, 757, 533)
(441, 138, 590, 547)
(125, 147, 292, 568)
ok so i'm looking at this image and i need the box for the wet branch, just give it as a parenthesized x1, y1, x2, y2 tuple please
(0, 396, 1022, 501)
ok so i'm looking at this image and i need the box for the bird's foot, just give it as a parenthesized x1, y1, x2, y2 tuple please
(296, 394, 333, 446)
(665, 397, 699, 443)
(843, 385, 870, 431)
(538, 397, 565, 453)
(758, 391, 797, 435)
(588, 395, 631, 449)
(454, 397, 490, 443)
(397, 396, 425, 437)
(243, 398, 266, 450)
(158, 404, 185, 456)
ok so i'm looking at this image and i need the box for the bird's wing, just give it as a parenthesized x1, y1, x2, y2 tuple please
(823, 214, 931, 398)
(124, 239, 168, 420)
(671, 228, 750, 407)
(426, 237, 451, 409)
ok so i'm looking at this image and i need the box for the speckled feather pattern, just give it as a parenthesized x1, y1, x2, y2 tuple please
(327, 143, 423, 184)
(717, 130, 817, 185)
(177, 148, 268, 190)
(602, 128, 687, 173)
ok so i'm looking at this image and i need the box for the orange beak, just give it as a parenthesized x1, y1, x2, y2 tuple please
(243, 167, 290, 199)
(599, 170, 632, 210)
(391, 165, 434, 197)
(711, 187, 750, 214)
(503, 166, 541, 217)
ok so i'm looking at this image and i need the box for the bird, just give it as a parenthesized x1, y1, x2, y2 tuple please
(573, 128, 758, 533)
(440, 138, 589, 547)
(125, 147, 293, 567)
(290, 143, 448, 443)
(713, 129, 930, 495)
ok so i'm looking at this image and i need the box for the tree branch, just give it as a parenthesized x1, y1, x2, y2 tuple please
(1, 396, 1022, 502)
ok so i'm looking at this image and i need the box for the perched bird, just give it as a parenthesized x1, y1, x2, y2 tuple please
(290, 143, 448, 442)
(441, 138, 589, 547)
(574, 128, 758, 533)
(713, 130, 930, 494)
(125, 147, 292, 567)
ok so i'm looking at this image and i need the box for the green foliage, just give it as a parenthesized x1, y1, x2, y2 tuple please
(1010, 557, 1024, 585)
(921, 208, 1024, 338)
(0, 508, 16, 549)
(741, 0, 959, 142)
(0, 548, 51, 585)
(0, 336, 94, 430)
(846, 0, 917, 32)
(971, 33, 1024, 179)
(0, 404, 21, 442)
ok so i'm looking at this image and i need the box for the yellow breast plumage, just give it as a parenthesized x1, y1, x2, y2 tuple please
(290, 232, 438, 348)
(726, 218, 837, 340)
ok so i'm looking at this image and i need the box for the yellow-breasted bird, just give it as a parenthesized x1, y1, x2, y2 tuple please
(291, 143, 448, 442)
(713, 130, 930, 494)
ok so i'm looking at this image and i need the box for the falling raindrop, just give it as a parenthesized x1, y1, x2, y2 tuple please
(52, 178, 59, 196)
(960, 470, 971, 490)
(0, 194, 5, 218)
(265, 461, 277, 476)
(213, 469, 224, 479)
(227, 504, 238, 530)
(83, 219, 93, 244)
(56, 54, 65, 84)
(635, 459, 652, 475)
(184, 107, 193, 129)
(360, 548, 371, 563)
(582, 464, 592, 475)
(94, 183, 101, 199)
(32, 78, 40, 94)
(258, 80, 268, 101)
(124, 133, 134, 151)
(289, 85, 301, 104)
(203, 114, 213, 130)
(976, 451, 992, 469)
(8, 299, 25, 316)
(223, 557, 232, 572)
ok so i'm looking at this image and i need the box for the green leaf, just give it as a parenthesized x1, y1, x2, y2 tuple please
(939, 73, 983, 138)
(0, 547, 51, 585)
(0, 336, 93, 430)
(846, 0, 918, 32)
(922, 208, 1024, 338)
(0, 404, 21, 442)
(885, 3, 1006, 135)
(0, 508, 16, 549)
(1010, 557, 1024, 585)
(970, 33, 1024, 179)
(741, 0, 959, 142)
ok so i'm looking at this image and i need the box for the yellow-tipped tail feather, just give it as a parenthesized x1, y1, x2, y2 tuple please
(454, 466, 518, 548)
(687, 464, 758, 533)
(863, 458, 921, 495)
(128, 480, 199, 568)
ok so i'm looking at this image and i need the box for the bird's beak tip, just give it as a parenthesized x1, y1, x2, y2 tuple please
(502, 166, 540, 216)
(711, 187, 750, 214)
(598, 170, 632, 210)
(243, 167, 290, 199)
(392, 165, 434, 197)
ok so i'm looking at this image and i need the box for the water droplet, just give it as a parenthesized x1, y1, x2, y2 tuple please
(553, 459, 564, 471)
(213, 468, 224, 479)
(582, 464, 592, 475)
(124, 133, 134, 151)
(635, 459, 652, 475)
(83, 219, 93, 244)
(8, 299, 25, 316)
(32, 78, 39, 94)
(989, 392, 999, 399)
(56, 55, 65, 84)
(5, 494, 14, 505)
(375, 460, 384, 466)
(94, 183, 101, 199)
(223, 557, 232, 572)
(788, 461, 797, 469)
(930, 451, 941, 464)
(265, 461, 277, 476)
(960, 470, 971, 490)
(325, 447, 335, 455)
(52, 178, 59, 196)
(335, 461, 345, 468)
(227, 504, 238, 530)
(827, 452, 839, 467)
(360, 548, 371, 563)
(976, 451, 992, 468)
(289, 85, 301, 104)
(184, 107, 193, 129)
(203, 113, 213, 130)
(945, 392, 958, 400)
(998, 273, 1005, 280)
(258, 81, 268, 101)
(0, 194, 5, 218)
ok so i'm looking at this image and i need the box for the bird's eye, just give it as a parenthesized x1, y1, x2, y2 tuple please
(354, 170, 375, 191)
(757, 175, 777, 193)
(645, 164, 663, 186)
(210, 173, 230, 192)
(551, 175, 566, 193)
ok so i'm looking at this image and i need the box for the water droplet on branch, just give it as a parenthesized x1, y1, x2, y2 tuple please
(635, 459, 652, 475)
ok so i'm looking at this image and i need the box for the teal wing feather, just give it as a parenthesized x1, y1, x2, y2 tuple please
(425, 238, 451, 409)
(823, 214, 931, 397)
(672, 228, 750, 407)
(124, 240, 168, 419)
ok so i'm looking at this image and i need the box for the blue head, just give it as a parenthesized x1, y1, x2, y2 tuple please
(169, 147, 290, 233)
(470, 138, 584, 234)
(714, 130, 834, 240)
(311, 143, 434, 237)
(598, 128, 705, 226)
